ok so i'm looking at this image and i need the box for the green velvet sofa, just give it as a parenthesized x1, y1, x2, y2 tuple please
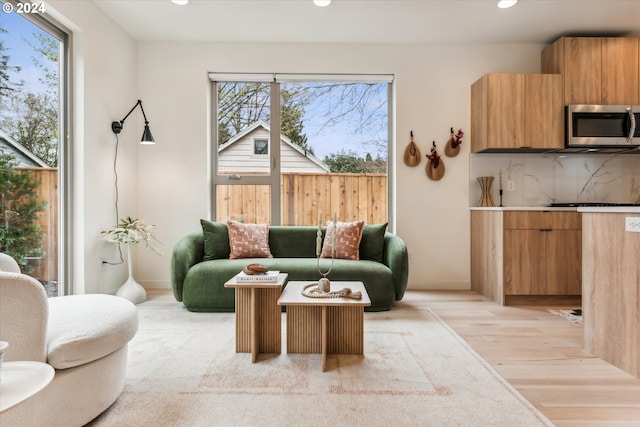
(171, 223, 408, 312)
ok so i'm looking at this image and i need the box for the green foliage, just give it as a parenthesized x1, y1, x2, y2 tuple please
(101, 216, 163, 255)
(0, 152, 46, 272)
(1, 92, 58, 167)
(280, 88, 313, 154)
(323, 149, 387, 173)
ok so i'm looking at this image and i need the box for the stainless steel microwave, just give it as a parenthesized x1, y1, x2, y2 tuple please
(566, 104, 639, 147)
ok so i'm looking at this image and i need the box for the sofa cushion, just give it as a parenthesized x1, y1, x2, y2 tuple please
(201, 219, 231, 260)
(359, 223, 388, 263)
(227, 220, 273, 259)
(321, 220, 364, 260)
(46, 294, 138, 369)
(268, 226, 320, 258)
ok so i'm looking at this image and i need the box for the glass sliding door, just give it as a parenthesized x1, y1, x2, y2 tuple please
(0, 4, 69, 295)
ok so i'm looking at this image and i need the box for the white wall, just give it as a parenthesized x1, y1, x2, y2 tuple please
(48, 1, 139, 294)
(133, 41, 544, 290)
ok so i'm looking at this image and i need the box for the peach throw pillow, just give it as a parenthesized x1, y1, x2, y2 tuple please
(227, 220, 273, 259)
(321, 220, 365, 260)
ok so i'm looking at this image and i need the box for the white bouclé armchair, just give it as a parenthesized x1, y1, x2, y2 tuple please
(0, 254, 139, 426)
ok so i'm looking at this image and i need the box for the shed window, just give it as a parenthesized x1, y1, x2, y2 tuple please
(254, 139, 268, 155)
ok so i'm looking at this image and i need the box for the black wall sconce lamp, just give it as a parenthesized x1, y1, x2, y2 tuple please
(111, 99, 155, 144)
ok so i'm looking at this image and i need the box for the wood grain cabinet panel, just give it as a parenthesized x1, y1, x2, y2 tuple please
(545, 229, 581, 295)
(471, 211, 582, 304)
(602, 37, 639, 105)
(525, 74, 564, 149)
(504, 230, 546, 295)
(542, 36, 639, 105)
(471, 74, 562, 152)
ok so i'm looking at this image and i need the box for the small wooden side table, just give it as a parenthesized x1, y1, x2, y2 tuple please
(224, 273, 288, 362)
(0, 361, 54, 413)
(278, 281, 371, 372)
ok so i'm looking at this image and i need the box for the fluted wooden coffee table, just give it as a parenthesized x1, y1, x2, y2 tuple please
(278, 281, 371, 372)
(224, 273, 288, 362)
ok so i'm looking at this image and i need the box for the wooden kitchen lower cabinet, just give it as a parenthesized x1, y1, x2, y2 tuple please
(504, 230, 546, 295)
(471, 210, 581, 305)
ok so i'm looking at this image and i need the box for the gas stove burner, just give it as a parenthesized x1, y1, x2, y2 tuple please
(548, 202, 640, 207)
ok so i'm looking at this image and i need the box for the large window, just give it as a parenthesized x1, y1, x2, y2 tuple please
(210, 73, 393, 227)
(0, 1, 70, 295)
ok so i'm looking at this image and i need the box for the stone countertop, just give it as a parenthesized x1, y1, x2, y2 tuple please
(577, 206, 640, 213)
(470, 206, 640, 213)
(469, 206, 578, 211)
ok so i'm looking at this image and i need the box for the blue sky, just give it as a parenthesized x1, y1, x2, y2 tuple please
(0, 8, 55, 95)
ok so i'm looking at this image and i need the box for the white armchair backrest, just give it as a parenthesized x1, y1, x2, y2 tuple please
(0, 272, 48, 362)
(0, 252, 21, 273)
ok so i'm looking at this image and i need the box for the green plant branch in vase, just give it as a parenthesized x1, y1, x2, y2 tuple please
(101, 216, 163, 304)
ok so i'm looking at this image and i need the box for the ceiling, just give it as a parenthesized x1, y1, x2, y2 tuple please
(93, 0, 640, 45)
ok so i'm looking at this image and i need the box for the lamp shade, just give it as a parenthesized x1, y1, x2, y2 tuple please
(141, 124, 155, 144)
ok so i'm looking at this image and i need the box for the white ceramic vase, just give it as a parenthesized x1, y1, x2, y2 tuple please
(116, 244, 146, 304)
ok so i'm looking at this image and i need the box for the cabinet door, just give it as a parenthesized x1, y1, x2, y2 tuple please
(504, 230, 546, 295)
(564, 37, 602, 105)
(601, 37, 639, 105)
(484, 74, 526, 150)
(545, 229, 582, 295)
(525, 74, 563, 149)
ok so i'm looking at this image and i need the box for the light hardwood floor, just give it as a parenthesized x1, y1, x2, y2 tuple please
(414, 290, 640, 427)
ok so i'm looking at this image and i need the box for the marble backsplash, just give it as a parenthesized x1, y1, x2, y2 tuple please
(469, 152, 640, 207)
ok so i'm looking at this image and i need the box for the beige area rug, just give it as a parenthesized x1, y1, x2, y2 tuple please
(88, 293, 553, 427)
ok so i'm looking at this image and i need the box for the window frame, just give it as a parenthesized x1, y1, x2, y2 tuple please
(253, 138, 269, 155)
(209, 73, 395, 230)
(3, 0, 75, 294)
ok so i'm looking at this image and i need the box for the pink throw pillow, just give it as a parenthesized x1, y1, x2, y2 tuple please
(321, 220, 365, 260)
(227, 220, 273, 259)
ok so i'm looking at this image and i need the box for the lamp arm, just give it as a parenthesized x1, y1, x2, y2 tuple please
(112, 100, 147, 134)
(120, 100, 142, 123)
(138, 101, 150, 125)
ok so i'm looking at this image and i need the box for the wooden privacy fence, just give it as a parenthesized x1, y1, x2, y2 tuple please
(13, 167, 58, 283)
(216, 172, 388, 225)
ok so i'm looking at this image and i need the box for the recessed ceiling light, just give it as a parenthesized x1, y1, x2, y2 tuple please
(172, 0, 189, 5)
(314, 0, 331, 7)
(497, 0, 518, 8)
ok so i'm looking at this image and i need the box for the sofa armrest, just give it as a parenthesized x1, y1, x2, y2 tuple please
(170, 231, 205, 301)
(383, 232, 409, 301)
(0, 272, 48, 362)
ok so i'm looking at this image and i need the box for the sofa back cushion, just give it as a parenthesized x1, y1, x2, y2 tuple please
(200, 222, 388, 262)
(359, 223, 388, 263)
(268, 226, 319, 258)
(201, 219, 230, 260)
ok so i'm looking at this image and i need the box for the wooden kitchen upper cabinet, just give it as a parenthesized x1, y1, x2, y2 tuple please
(542, 36, 639, 105)
(602, 38, 639, 105)
(471, 73, 562, 152)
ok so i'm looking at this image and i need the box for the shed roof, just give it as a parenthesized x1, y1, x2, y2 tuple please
(218, 121, 329, 172)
